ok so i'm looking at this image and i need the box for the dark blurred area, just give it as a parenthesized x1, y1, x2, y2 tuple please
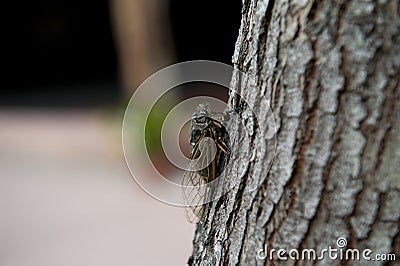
(170, 0, 241, 64)
(1, 0, 118, 107)
(1, 0, 241, 108)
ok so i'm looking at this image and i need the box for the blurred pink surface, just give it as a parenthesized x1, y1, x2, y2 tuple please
(0, 109, 194, 266)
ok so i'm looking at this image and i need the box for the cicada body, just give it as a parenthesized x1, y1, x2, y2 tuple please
(182, 102, 231, 223)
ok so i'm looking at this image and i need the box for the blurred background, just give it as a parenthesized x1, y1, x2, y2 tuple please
(0, 0, 241, 265)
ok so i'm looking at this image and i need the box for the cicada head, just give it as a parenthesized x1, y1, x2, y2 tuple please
(189, 102, 212, 148)
(193, 102, 211, 118)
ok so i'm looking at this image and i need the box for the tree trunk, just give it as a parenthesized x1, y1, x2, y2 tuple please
(190, 0, 400, 265)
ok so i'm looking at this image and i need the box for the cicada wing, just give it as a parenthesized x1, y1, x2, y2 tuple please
(182, 169, 207, 224)
(182, 136, 212, 224)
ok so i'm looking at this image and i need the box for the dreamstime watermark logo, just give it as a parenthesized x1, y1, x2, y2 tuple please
(256, 237, 396, 262)
(121, 60, 277, 207)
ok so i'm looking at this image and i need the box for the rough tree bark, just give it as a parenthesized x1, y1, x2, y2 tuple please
(190, 0, 400, 265)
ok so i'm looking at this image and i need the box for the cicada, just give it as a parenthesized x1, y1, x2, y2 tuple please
(182, 102, 231, 223)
